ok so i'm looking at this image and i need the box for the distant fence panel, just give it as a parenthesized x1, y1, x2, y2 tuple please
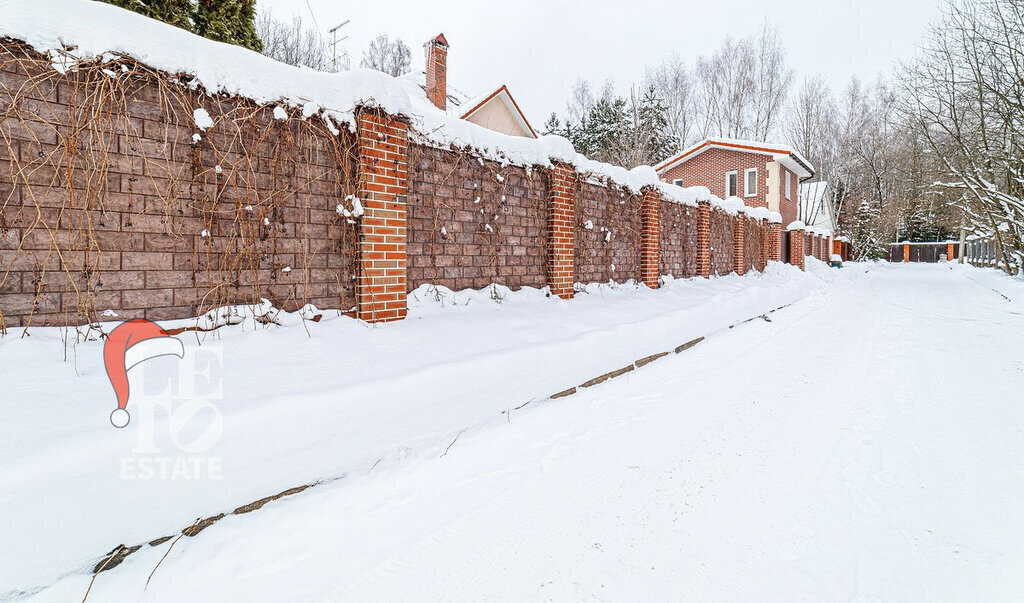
(887, 242, 959, 263)
(964, 238, 1000, 267)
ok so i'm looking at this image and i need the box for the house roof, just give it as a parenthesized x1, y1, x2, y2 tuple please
(398, 69, 469, 116)
(655, 137, 815, 179)
(459, 84, 537, 139)
(798, 180, 837, 231)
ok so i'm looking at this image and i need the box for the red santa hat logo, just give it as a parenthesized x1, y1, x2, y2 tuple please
(103, 319, 185, 428)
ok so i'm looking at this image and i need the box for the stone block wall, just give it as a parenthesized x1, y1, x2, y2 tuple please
(709, 208, 735, 276)
(0, 43, 359, 329)
(0, 40, 789, 329)
(405, 145, 548, 291)
(573, 179, 642, 285)
(743, 216, 767, 273)
(658, 200, 699, 278)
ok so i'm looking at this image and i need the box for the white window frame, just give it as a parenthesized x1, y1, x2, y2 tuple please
(725, 170, 738, 198)
(744, 168, 758, 197)
(785, 170, 792, 200)
(673, 178, 683, 187)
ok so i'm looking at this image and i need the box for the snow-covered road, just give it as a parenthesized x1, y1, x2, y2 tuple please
(15, 263, 1024, 601)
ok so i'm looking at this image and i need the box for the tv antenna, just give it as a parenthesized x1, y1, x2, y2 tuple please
(328, 20, 351, 72)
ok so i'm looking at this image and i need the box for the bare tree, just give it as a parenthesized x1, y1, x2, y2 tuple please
(645, 53, 695, 151)
(785, 75, 838, 171)
(750, 23, 794, 141)
(693, 25, 792, 142)
(900, 0, 1024, 273)
(566, 78, 595, 127)
(360, 34, 411, 77)
(256, 11, 331, 71)
(695, 36, 756, 139)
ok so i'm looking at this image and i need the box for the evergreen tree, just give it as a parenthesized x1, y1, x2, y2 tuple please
(850, 200, 888, 259)
(900, 199, 938, 242)
(582, 97, 631, 164)
(195, 0, 262, 52)
(99, 0, 262, 52)
(99, 0, 193, 31)
(636, 85, 675, 165)
(542, 113, 563, 137)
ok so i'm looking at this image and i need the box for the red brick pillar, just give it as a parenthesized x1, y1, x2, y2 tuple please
(355, 110, 409, 323)
(547, 162, 576, 298)
(946, 242, 954, 260)
(696, 201, 711, 278)
(788, 227, 805, 270)
(902, 243, 910, 263)
(640, 187, 661, 289)
(733, 214, 746, 275)
(767, 222, 782, 263)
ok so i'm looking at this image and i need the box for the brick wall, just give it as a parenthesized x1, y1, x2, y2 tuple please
(789, 229, 806, 270)
(767, 223, 782, 263)
(639, 188, 659, 288)
(573, 179, 642, 284)
(709, 208, 734, 276)
(0, 41, 796, 329)
(658, 200, 698, 278)
(779, 165, 799, 226)
(355, 110, 409, 322)
(0, 44, 359, 328)
(547, 162, 575, 298)
(406, 144, 548, 290)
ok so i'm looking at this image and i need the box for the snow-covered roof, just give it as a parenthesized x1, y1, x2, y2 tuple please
(398, 70, 469, 117)
(459, 85, 537, 139)
(0, 0, 781, 219)
(798, 180, 837, 232)
(655, 137, 815, 180)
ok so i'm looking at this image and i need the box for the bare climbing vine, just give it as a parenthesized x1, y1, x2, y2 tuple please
(0, 40, 359, 335)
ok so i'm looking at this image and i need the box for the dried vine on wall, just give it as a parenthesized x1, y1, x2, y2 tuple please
(0, 40, 359, 335)
(573, 174, 643, 286)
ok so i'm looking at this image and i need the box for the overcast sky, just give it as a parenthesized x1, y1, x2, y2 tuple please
(259, 0, 945, 127)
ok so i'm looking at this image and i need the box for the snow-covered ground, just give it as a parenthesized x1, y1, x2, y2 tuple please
(4, 262, 1024, 600)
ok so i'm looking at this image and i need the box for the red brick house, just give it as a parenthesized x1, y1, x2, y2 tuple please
(654, 138, 815, 225)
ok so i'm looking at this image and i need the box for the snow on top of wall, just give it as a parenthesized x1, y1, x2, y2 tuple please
(657, 183, 713, 206)
(744, 207, 771, 221)
(787, 220, 807, 231)
(2, 0, 767, 217)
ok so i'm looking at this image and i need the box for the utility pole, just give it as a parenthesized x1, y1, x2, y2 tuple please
(328, 20, 350, 72)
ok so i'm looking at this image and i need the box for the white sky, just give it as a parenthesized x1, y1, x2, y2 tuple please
(259, 0, 944, 127)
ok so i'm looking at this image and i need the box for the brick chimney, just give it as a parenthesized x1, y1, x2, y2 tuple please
(424, 33, 448, 111)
